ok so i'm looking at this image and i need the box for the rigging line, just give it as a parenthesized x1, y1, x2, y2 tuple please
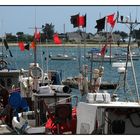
(46, 40, 49, 74)
(123, 25, 135, 93)
(123, 24, 131, 94)
(129, 46, 140, 102)
(40, 38, 44, 72)
(63, 23, 66, 56)
(83, 27, 86, 64)
(125, 23, 139, 102)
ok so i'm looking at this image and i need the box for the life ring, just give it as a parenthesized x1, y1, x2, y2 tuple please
(0, 60, 7, 70)
(29, 65, 43, 79)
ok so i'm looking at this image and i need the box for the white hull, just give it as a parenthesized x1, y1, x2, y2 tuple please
(50, 54, 76, 60)
(76, 93, 140, 134)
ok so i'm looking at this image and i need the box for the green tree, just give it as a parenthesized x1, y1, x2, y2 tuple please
(16, 32, 24, 41)
(6, 33, 17, 43)
(42, 23, 55, 42)
(16, 32, 24, 37)
(24, 34, 34, 42)
(113, 30, 128, 41)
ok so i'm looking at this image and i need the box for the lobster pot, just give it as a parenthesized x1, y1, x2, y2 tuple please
(86, 92, 111, 103)
(86, 93, 94, 103)
(50, 85, 71, 93)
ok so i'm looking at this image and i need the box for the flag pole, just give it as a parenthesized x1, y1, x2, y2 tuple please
(34, 28, 37, 66)
(46, 39, 49, 74)
(83, 14, 87, 63)
(83, 26, 86, 63)
(78, 26, 81, 72)
(63, 23, 66, 56)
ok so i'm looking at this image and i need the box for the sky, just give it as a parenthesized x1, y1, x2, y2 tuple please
(0, 6, 140, 35)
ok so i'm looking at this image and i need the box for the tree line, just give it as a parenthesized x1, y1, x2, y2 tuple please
(1, 22, 138, 43)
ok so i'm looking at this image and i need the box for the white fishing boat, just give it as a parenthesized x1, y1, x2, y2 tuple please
(89, 53, 117, 62)
(86, 48, 117, 62)
(49, 24, 76, 61)
(10, 62, 72, 134)
(45, 13, 140, 135)
(5, 11, 140, 135)
(49, 54, 76, 60)
(114, 51, 140, 61)
(10, 30, 73, 134)
(76, 12, 140, 135)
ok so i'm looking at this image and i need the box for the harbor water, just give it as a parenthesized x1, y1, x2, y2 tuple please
(3, 45, 140, 102)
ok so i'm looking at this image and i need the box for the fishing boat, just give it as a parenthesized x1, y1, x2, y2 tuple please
(49, 53, 76, 61)
(46, 12, 140, 135)
(1, 59, 72, 134)
(86, 48, 140, 62)
(11, 63, 73, 134)
(86, 48, 117, 62)
(9, 26, 74, 134)
(3, 11, 140, 135)
(0, 38, 29, 134)
(114, 51, 140, 60)
(49, 24, 76, 61)
(62, 77, 117, 90)
(75, 12, 140, 135)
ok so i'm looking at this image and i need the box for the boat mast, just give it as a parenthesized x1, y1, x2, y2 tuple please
(32, 8, 41, 66)
(1, 20, 4, 65)
(117, 12, 140, 102)
(63, 23, 66, 56)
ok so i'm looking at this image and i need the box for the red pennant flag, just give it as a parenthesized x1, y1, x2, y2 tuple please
(70, 14, 86, 28)
(107, 13, 115, 23)
(30, 41, 36, 49)
(111, 19, 116, 28)
(18, 42, 25, 51)
(53, 34, 62, 44)
(100, 44, 107, 56)
(107, 13, 116, 28)
(34, 32, 40, 41)
(78, 15, 86, 27)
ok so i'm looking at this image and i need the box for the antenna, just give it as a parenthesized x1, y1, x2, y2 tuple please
(29, 7, 42, 66)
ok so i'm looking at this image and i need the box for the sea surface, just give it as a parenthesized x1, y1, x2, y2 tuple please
(2, 45, 140, 102)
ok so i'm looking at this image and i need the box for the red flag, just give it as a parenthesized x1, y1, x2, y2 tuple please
(100, 44, 107, 56)
(107, 13, 116, 28)
(107, 13, 115, 23)
(53, 34, 62, 44)
(78, 14, 86, 27)
(110, 19, 116, 28)
(30, 41, 36, 49)
(18, 42, 25, 51)
(70, 14, 86, 28)
(34, 32, 40, 41)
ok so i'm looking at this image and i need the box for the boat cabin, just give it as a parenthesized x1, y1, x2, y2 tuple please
(77, 92, 140, 134)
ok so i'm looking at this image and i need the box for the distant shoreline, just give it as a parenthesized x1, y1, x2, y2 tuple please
(0, 43, 138, 48)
